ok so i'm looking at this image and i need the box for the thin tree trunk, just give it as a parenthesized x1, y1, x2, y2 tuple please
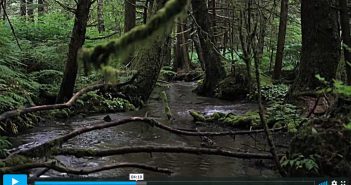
(192, 33, 206, 71)
(2, 0, 5, 21)
(124, 0, 136, 32)
(27, 0, 34, 22)
(123, 0, 136, 65)
(0, 4, 2, 21)
(20, 0, 26, 16)
(38, 0, 45, 16)
(339, 0, 351, 85)
(56, 0, 92, 103)
(174, 20, 191, 73)
(97, 0, 105, 33)
(192, 0, 226, 96)
(143, 0, 149, 24)
(272, 0, 289, 81)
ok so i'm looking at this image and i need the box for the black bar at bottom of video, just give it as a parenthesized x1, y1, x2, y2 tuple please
(29, 178, 349, 185)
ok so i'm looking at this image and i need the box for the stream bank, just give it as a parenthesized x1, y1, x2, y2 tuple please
(10, 82, 283, 178)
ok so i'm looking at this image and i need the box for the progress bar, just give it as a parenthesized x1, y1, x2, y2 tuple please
(35, 182, 145, 185)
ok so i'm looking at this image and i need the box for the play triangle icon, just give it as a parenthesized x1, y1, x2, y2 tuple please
(12, 178, 19, 185)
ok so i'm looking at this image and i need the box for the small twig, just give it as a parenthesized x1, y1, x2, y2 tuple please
(307, 96, 321, 118)
(86, 31, 120, 40)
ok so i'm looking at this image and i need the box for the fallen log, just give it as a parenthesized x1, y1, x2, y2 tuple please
(53, 145, 276, 159)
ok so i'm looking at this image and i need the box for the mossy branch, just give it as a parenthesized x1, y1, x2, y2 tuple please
(81, 0, 188, 69)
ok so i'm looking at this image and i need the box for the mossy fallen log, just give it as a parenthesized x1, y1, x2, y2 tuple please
(189, 111, 260, 129)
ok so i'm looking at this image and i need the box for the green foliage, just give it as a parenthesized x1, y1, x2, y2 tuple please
(0, 136, 11, 158)
(281, 153, 320, 174)
(160, 66, 177, 81)
(189, 111, 260, 128)
(345, 122, 351, 131)
(267, 103, 306, 133)
(13, 13, 72, 43)
(79, 91, 136, 113)
(248, 84, 288, 102)
(334, 81, 351, 97)
(283, 43, 301, 70)
(261, 84, 289, 102)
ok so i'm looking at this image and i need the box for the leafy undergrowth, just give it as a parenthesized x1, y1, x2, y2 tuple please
(0, 18, 135, 136)
(48, 91, 136, 119)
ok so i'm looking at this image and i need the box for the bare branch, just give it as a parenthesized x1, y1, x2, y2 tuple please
(0, 161, 173, 175)
(53, 145, 276, 159)
(12, 117, 283, 158)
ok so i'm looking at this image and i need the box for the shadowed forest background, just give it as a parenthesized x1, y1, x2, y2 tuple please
(0, 0, 350, 178)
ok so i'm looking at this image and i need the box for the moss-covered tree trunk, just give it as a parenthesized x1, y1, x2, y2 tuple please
(289, 0, 340, 95)
(123, 0, 172, 105)
(191, 0, 226, 96)
(56, 0, 91, 103)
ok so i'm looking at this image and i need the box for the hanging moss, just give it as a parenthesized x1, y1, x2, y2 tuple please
(81, 0, 189, 73)
(160, 91, 172, 120)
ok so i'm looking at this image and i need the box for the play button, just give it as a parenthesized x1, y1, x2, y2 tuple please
(12, 178, 19, 185)
(3, 175, 27, 185)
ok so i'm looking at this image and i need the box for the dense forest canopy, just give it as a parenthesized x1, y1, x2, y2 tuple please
(0, 0, 350, 178)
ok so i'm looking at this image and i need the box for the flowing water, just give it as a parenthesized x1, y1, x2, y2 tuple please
(10, 82, 278, 178)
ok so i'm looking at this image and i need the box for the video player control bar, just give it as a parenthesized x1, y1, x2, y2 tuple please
(34, 182, 147, 185)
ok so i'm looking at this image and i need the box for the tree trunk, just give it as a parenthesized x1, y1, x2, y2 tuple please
(97, 0, 105, 33)
(290, 0, 340, 95)
(191, 0, 226, 96)
(174, 20, 191, 73)
(38, 0, 45, 16)
(56, 0, 92, 103)
(124, 0, 136, 32)
(27, 0, 34, 21)
(20, 0, 26, 16)
(339, 0, 351, 85)
(272, 0, 289, 80)
(2, 0, 6, 21)
(123, 0, 136, 65)
(192, 33, 206, 71)
(123, 0, 171, 105)
(209, 0, 216, 43)
(143, 0, 149, 24)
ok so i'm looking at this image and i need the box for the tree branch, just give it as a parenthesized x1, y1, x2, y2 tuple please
(53, 145, 276, 159)
(12, 117, 283, 158)
(0, 161, 173, 175)
(0, 75, 138, 123)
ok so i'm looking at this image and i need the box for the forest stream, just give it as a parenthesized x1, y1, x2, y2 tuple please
(9, 82, 278, 178)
